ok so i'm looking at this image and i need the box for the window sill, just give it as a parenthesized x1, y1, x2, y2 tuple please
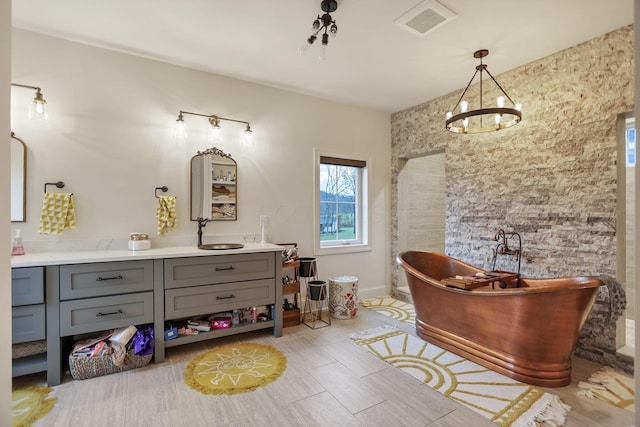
(315, 243, 371, 256)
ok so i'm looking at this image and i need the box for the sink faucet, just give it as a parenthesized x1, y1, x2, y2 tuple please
(196, 217, 210, 247)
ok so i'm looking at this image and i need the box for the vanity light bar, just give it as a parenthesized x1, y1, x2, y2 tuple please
(175, 110, 253, 141)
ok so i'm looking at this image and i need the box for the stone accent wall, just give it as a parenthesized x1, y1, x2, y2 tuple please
(391, 26, 634, 371)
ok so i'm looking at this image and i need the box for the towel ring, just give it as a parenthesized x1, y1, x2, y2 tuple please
(44, 181, 65, 193)
(155, 186, 168, 198)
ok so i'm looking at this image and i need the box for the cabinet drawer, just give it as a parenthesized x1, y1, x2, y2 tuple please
(60, 292, 153, 336)
(11, 267, 44, 306)
(165, 278, 275, 320)
(12, 305, 45, 344)
(60, 260, 154, 300)
(164, 253, 275, 289)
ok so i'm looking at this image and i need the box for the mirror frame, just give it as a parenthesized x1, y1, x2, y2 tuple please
(190, 147, 238, 221)
(11, 132, 27, 222)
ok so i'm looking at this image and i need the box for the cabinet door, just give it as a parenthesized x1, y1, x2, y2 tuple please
(12, 305, 45, 343)
(164, 253, 275, 289)
(60, 260, 154, 300)
(60, 292, 153, 336)
(11, 267, 44, 306)
(165, 278, 275, 320)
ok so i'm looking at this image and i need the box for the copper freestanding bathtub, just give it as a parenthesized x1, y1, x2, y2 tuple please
(397, 251, 602, 387)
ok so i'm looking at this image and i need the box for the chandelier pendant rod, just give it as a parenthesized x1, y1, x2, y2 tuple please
(483, 68, 517, 106)
(451, 68, 480, 112)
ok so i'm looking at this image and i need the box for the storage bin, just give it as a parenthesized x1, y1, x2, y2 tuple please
(69, 349, 151, 380)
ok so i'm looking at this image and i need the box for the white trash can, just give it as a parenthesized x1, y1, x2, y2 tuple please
(329, 276, 358, 319)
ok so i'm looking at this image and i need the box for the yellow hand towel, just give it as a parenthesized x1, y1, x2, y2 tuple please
(38, 192, 76, 235)
(157, 195, 177, 235)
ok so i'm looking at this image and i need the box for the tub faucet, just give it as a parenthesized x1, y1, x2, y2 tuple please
(196, 217, 210, 247)
(491, 228, 522, 287)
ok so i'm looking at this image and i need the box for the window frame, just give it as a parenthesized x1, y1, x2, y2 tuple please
(314, 150, 371, 255)
(626, 117, 636, 166)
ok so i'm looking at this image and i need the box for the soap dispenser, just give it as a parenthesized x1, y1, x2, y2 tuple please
(11, 229, 25, 256)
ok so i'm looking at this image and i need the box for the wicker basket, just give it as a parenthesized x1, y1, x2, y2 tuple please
(12, 340, 47, 359)
(69, 349, 152, 380)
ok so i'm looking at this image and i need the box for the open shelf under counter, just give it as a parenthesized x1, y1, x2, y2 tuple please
(164, 320, 275, 348)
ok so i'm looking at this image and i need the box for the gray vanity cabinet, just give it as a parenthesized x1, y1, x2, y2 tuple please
(46, 260, 156, 385)
(15, 247, 283, 385)
(58, 261, 154, 336)
(11, 267, 47, 377)
(154, 252, 282, 362)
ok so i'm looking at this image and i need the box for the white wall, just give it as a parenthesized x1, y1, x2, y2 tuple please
(2, 1, 12, 423)
(10, 29, 391, 297)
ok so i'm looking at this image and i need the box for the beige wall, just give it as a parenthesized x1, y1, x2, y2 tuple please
(391, 25, 634, 368)
(1, 0, 11, 423)
(9, 29, 392, 299)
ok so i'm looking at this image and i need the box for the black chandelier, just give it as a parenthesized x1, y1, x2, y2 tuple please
(302, 0, 338, 59)
(445, 49, 522, 134)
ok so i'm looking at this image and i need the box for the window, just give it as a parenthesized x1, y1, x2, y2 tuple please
(626, 117, 636, 166)
(316, 154, 369, 253)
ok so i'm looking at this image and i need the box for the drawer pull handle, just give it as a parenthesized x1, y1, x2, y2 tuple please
(96, 275, 124, 281)
(216, 294, 235, 300)
(96, 309, 123, 317)
(215, 266, 235, 271)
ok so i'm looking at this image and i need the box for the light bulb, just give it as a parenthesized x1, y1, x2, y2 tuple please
(29, 89, 47, 121)
(320, 45, 327, 61)
(495, 114, 501, 125)
(446, 111, 452, 120)
(460, 100, 468, 113)
(515, 103, 522, 111)
(208, 122, 221, 142)
(463, 118, 469, 129)
(496, 96, 505, 108)
(175, 114, 186, 140)
(243, 126, 253, 145)
(312, 19, 320, 31)
(330, 23, 337, 37)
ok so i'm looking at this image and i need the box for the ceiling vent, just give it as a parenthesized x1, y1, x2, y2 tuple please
(394, 0, 456, 37)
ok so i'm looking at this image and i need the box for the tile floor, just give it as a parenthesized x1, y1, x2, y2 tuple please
(13, 308, 635, 427)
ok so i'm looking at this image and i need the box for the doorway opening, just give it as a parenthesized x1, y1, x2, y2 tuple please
(397, 150, 446, 294)
(618, 113, 635, 356)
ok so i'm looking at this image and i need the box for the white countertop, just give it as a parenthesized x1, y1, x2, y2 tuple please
(10, 242, 285, 268)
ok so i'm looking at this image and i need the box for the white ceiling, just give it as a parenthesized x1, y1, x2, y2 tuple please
(11, 0, 634, 113)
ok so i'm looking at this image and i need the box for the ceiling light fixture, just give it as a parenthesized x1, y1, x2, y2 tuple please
(445, 49, 522, 134)
(175, 110, 253, 143)
(11, 83, 48, 119)
(301, 0, 338, 60)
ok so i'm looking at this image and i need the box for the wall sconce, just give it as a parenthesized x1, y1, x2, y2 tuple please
(12, 83, 48, 121)
(175, 110, 253, 143)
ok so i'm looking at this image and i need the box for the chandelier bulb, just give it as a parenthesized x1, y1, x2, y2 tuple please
(496, 96, 505, 108)
(308, 34, 317, 45)
(463, 118, 469, 130)
(330, 23, 338, 37)
(515, 103, 522, 111)
(446, 111, 452, 120)
(460, 100, 468, 113)
(495, 114, 501, 125)
(312, 18, 321, 31)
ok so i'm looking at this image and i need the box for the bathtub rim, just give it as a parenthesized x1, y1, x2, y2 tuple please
(397, 250, 603, 295)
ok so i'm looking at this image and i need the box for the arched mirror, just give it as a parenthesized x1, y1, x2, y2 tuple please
(11, 132, 27, 222)
(190, 147, 237, 221)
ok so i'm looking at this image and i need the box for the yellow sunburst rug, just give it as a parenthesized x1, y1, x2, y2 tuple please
(350, 325, 570, 427)
(360, 295, 416, 325)
(577, 366, 635, 412)
(184, 342, 287, 395)
(12, 385, 57, 427)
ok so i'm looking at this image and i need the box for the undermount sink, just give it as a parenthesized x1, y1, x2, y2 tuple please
(198, 243, 245, 250)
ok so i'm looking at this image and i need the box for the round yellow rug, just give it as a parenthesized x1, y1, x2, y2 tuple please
(184, 342, 287, 395)
(12, 385, 56, 427)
